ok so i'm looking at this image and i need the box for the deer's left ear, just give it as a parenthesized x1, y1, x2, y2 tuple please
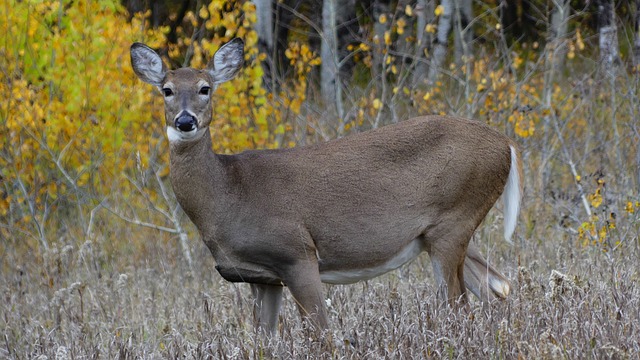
(207, 38, 244, 84)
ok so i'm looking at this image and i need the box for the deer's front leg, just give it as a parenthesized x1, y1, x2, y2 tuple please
(284, 260, 328, 330)
(251, 283, 283, 334)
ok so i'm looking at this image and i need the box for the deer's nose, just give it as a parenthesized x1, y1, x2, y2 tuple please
(175, 113, 197, 132)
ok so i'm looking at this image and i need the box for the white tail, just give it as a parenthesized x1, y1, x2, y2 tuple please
(130, 39, 523, 334)
(504, 145, 522, 243)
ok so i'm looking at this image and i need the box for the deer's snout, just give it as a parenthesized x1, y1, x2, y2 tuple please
(175, 113, 197, 132)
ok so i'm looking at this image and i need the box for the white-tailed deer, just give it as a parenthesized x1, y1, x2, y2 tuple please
(130, 39, 522, 333)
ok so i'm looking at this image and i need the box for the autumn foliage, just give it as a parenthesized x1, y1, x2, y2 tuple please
(1, 2, 162, 248)
(0, 1, 312, 252)
(1, 0, 639, 260)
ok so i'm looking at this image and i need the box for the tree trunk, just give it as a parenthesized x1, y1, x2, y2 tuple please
(428, 0, 454, 85)
(634, 0, 640, 69)
(413, 0, 435, 86)
(254, 0, 275, 89)
(538, 0, 570, 216)
(321, 0, 344, 129)
(453, 0, 473, 66)
(597, 0, 620, 70)
(548, 0, 570, 71)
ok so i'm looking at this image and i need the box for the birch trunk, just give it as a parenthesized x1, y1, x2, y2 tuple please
(538, 0, 570, 215)
(597, 0, 620, 70)
(634, 0, 640, 68)
(549, 0, 570, 71)
(254, 0, 274, 89)
(321, 0, 345, 129)
(413, 0, 435, 86)
(255, 0, 273, 52)
(427, 0, 454, 85)
(453, 0, 473, 66)
(597, 0, 622, 181)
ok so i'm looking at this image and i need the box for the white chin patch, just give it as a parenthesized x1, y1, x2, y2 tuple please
(166, 126, 199, 143)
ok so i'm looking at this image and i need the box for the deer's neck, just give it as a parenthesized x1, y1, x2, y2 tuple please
(168, 129, 225, 235)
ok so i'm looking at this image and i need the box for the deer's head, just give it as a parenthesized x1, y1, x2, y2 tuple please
(130, 39, 244, 143)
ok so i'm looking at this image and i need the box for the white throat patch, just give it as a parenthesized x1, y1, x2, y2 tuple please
(166, 126, 201, 143)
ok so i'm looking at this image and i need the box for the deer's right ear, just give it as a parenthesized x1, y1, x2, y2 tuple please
(130, 43, 166, 88)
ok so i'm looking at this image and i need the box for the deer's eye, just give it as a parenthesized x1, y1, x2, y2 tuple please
(162, 88, 173, 97)
(199, 86, 211, 96)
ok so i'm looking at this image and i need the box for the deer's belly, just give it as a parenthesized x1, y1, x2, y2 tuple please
(319, 238, 423, 284)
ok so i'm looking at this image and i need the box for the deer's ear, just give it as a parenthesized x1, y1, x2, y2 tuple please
(130, 43, 166, 87)
(207, 38, 244, 84)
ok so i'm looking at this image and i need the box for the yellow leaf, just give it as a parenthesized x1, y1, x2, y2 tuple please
(625, 201, 634, 214)
(435, 5, 444, 16)
(405, 5, 413, 16)
(384, 31, 391, 45)
(372, 98, 382, 109)
(425, 24, 436, 33)
(576, 29, 585, 50)
(513, 55, 523, 69)
(379, 14, 387, 24)
(397, 18, 406, 30)
(598, 226, 607, 240)
(589, 189, 603, 209)
(199, 6, 209, 19)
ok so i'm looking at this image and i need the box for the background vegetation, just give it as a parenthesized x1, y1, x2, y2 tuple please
(1, 0, 639, 358)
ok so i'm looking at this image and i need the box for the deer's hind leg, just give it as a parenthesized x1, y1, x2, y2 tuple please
(424, 225, 475, 306)
(464, 243, 510, 301)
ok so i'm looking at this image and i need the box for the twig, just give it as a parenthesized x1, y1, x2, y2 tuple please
(103, 206, 180, 234)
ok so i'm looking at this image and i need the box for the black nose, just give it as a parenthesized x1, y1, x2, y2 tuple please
(175, 114, 197, 132)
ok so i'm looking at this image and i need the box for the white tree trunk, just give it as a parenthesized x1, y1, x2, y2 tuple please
(539, 0, 570, 211)
(428, 0, 454, 85)
(321, 0, 345, 130)
(453, 0, 473, 66)
(549, 0, 570, 70)
(254, 0, 274, 89)
(413, 0, 435, 86)
(321, 0, 338, 104)
(597, 0, 620, 70)
(254, 0, 273, 51)
(634, 0, 640, 68)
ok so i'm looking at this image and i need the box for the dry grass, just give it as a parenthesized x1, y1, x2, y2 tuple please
(2, 219, 639, 359)
(3, 26, 640, 359)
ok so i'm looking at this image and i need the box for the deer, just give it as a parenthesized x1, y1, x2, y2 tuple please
(130, 38, 522, 334)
